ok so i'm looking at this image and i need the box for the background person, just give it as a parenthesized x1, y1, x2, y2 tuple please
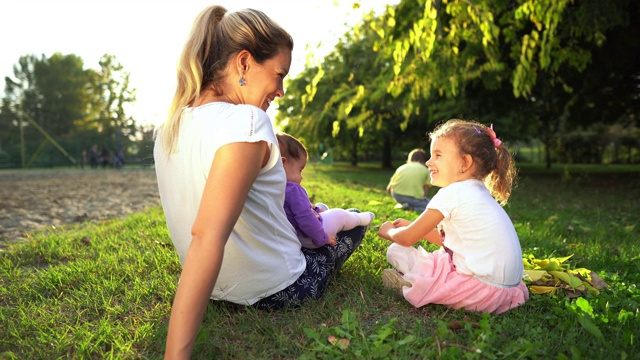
(386, 148, 432, 211)
(153, 6, 368, 358)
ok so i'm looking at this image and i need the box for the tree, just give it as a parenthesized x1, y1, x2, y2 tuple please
(85, 54, 137, 156)
(0, 53, 90, 163)
(0, 53, 138, 167)
(281, 0, 638, 168)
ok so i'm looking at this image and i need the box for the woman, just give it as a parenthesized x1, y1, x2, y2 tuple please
(153, 6, 368, 358)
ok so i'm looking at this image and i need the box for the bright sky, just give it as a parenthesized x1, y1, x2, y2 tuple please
(0, 0, 396, 126)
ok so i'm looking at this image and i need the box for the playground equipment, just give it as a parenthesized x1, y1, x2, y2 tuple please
(18, 112, 77, 168)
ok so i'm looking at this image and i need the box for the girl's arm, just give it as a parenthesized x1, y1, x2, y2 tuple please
(378, 209, 444, 247)
(164, 141, 268, 360)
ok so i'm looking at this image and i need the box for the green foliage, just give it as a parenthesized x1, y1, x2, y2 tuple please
(1, 54, 90, 139)
(301, 310, 421, 359)
(278, 0, 639, 169)
(0, 53, 139, 168)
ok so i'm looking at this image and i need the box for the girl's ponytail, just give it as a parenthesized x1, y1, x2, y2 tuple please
(484, 142, 516, 205)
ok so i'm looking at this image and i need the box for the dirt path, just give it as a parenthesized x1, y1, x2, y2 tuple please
(0, 168, 160, 245)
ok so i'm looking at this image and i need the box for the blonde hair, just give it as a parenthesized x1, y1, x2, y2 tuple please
(429, 119, 516, 205)
(276, 132, 307, 161)
(157, 6, 294, 154)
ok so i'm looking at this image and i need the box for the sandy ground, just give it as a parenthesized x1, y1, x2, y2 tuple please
(0, 168, 160, 245)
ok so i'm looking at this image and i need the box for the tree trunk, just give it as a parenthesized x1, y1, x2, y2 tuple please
(350, 132, 358, 166)
(545, 138, 552, 169)
(382, 136, 392, 169)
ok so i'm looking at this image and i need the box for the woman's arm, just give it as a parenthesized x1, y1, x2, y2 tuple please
(164, 141, 268, 360)
(378, 209, 444, 247)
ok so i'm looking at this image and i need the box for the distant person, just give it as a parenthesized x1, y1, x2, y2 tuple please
(99, 145, 110, 168)
(378, 119, 529, 314)
(89, 144, 98, 169)
(81, 149, 88, 169)
(152, 6, 369, 358)
(277, 132, 375, 248)
(386, 148, 431, 212)
(114, 148, 125, 170)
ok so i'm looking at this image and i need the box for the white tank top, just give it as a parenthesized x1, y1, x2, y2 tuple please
(154, 102, 305, 304)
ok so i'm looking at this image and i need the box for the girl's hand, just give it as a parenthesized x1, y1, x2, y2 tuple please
(327, 234, 337, 246)
(378, 221, 395, 240)
(392, 218, 411, 228)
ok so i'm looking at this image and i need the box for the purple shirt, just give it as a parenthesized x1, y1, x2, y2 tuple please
(284, 181, 328, 247)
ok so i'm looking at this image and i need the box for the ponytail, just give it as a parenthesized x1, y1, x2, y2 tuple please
(156, 6, 293, 155)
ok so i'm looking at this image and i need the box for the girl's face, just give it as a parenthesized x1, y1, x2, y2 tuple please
(283, 156, 306, 184)
(426, 136, 467, 187)
(244, 49, 291, 111)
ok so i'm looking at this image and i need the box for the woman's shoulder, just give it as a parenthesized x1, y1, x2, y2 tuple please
(191, 102, 268, 119)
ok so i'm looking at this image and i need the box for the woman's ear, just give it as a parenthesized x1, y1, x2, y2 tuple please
(235, 50, 251, 76)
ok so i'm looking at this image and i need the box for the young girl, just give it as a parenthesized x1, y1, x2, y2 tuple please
(277, 133, 375, 248)
(377, 119, 529, 314)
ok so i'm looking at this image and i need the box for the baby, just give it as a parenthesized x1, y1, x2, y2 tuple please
(277, 132, 374, 248)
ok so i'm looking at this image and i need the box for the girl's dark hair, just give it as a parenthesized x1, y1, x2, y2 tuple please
(276, 132, 307, 161)
(407, 148, 427, 163)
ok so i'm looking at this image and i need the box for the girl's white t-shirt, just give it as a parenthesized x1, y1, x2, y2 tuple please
(154, 102, 305, 305)
(427, 179, 524, 287)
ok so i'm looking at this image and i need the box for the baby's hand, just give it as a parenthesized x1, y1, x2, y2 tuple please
(328, 235, 337, 246)
(392, 218, 411, 228)
(378, 221, 394, 240)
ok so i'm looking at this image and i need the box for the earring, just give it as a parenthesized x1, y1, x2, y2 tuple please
(459, 169, 464, 173)
(239, 76, 246, 86)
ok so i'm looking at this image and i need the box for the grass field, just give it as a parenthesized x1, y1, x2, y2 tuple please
(1, 163, 639, 359)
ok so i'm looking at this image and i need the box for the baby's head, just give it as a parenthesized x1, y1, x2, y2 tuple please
(276, 132, 308, 184)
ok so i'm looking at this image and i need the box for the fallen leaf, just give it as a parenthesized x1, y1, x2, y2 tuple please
(529, 285, 557, 295)
(337, 338, 350, 350)
(327, 335, 337, 345)
(589, 272, 609, 290)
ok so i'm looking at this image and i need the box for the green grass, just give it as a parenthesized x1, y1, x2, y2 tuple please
(1, 164, 639, 359)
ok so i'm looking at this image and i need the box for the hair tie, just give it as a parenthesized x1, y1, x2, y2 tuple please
(487, 124, 502, 147)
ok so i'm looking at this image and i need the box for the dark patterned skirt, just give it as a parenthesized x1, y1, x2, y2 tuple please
(253, 224, 367, 310)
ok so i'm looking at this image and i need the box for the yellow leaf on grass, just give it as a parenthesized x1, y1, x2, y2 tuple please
(532, 258, 550, 269)
(568, 268, 592, 278)
(582, 282, 601, 296)
(552, 254, 574, 264)
(549, 271, 584, 289)
(544, 259, 564, 271)
(523, 270, 551, 282)
(529, 285, 557, 295)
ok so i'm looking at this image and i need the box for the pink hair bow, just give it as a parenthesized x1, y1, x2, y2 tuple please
(487, 124, 502, 147)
